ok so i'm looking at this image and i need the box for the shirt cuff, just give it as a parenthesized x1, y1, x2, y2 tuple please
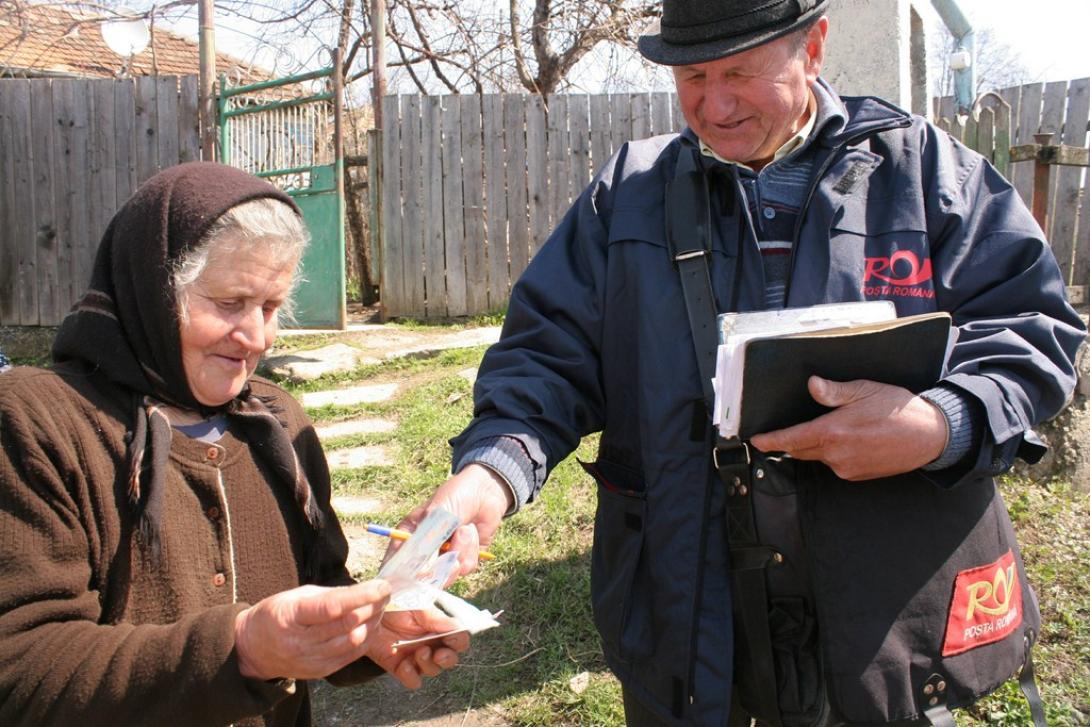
(454, 436, 534, 515)
(919, 385, 980, 471)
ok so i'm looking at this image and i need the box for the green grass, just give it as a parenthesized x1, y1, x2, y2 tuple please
(305, 333, 1090, 726)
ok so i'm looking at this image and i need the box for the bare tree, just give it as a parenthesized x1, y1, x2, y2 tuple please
(929, 23, 1033, 100)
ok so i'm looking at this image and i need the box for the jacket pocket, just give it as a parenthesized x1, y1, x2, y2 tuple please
(581, 458, 654, 661)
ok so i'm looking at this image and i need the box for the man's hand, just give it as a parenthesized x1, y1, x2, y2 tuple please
(749, 376, 948, 481)
(391, 464, 513, 575)
(365, 609, 471, 689)
(234, 580, 391, 681)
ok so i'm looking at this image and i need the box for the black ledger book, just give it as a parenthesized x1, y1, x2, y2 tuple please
(734, 311, 952, 440)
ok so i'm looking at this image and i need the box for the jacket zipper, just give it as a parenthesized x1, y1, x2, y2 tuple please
(685, 439, 718, 712)
(681, 117, 914, 715)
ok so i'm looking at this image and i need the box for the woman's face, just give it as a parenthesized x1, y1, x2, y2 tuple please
(179, 243, 298, 406)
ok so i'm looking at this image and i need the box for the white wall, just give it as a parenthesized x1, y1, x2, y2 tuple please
(822, 0, 933, 117)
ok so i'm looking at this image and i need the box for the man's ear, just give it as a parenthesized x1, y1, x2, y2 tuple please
(805, 16, 829, 81)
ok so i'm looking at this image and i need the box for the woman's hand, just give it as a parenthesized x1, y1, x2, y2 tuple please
(365, 609, 471, 689)
(234, 579, 391, 681)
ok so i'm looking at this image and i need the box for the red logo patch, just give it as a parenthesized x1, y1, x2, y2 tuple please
(861, 250, 936, 300)
(942, 549, 1023, 656)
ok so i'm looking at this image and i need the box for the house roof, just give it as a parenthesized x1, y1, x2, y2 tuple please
(0, 4, 273, 83)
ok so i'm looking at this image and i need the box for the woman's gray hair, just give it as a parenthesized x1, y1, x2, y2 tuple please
(173, 197, 309, 323)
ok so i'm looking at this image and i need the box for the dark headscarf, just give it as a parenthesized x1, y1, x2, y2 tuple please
(53, 162, 323, 561)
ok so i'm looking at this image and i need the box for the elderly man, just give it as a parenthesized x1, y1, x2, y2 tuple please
(399, 1, 1085, 725)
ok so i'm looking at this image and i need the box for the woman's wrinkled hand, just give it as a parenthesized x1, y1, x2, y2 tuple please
(365, 608, 471, 689)
(234, 579, 391, 681)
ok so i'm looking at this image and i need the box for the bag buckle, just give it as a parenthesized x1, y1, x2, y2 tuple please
(713, 440, 751, 471)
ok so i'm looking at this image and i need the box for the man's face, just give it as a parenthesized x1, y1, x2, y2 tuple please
(673, 18, 827, 168)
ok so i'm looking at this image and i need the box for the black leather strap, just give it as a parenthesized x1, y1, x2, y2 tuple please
(669, 149, 784, 727)
(1019, 633, 1048, 727)
(666, 146, 719, 406)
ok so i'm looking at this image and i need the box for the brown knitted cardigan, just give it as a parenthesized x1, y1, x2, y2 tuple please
(0, 365, 379, 726)
(0, 162, 381, 726)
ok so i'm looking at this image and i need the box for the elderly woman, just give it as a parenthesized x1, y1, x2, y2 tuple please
(0, 163, 466, 726)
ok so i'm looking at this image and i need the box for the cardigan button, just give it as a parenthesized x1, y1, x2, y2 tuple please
(206, 447, 220, 461)
(207, 506, 220, 519)
(212, 572, 226, 587)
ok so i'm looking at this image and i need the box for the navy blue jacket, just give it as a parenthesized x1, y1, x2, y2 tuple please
(452, 87, 1085, 724)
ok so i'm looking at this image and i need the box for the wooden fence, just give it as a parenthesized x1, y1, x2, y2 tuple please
(0, 75, 200, 326)
(381, 84, 1090, 319)
(376, 92, 682, 318)
(935, 78, 1090, 297)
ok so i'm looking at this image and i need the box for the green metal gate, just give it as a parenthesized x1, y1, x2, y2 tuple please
(217, 58, 346, 329)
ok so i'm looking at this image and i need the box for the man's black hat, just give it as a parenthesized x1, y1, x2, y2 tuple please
(638, 0, 830, 66)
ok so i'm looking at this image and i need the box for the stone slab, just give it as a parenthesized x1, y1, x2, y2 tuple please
(315, 418, 398, 441)
(263, 343, 365, 382)
(331, 495, 386, 516)
(301, 383, 399, 409)
(325, 446, 393, 469)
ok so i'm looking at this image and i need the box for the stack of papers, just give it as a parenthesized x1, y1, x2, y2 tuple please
(378, 508, 502, 647)
(712, 301, 899, 438)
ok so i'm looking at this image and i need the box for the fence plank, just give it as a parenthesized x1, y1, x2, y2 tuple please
(90, 80, 118, 270)
(525, 95, 549, 257)
(546, 94, 570, 231)
(483, 94, 510, 309)
(962, 110, 979, 153)
(64, 78, 93, 312)
(31, 79, 58, 324)
(461, 95, 488, 315)
(10, 81, 37, 324)
(134, 75, 159, 183)
(631, 92, 652, 141)
(1052, 78, 1090, 283)
(504, 94, 531, 282)
(1012, 82, 1044, 206)
(976, 107, 994, 166)
(672, 93, 685, 132)
(1076, 164, 1090, 288)
(568, 94, 591, 199)
(400, 95, 425, 315)
(156, 76, 180, 170)
(1039, 81, 1067, 137)
(441, 97, 467, 316)
(937, 96, 955, 138)
(421, 95, 446, 316)
(651, 91, 673, 136)
(367, 129, 383, 301)
(114, 79, 137, 206)
(992, 96, 1012, 177)
(0, 82, 19, 323)
(1039, 81, 1070, 240)
(177, 74, 200, 163)
(381, 95, 405, 315)
(589, 93, 612, 175)
(610, 92, 633, 153)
